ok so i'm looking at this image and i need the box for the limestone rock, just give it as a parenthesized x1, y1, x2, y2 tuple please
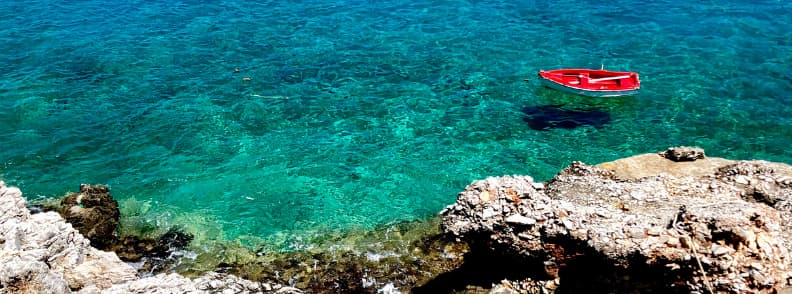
(0, 181, 298, 293)
(0, 181, 137, 292)
(0, 256, 71, 293)
(77, 272, 277, 294)
(441, 148, 792, 293)
(660, 146, 706, 162)
(598, 150, 732, 180)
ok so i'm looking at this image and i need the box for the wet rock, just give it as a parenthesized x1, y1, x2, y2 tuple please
(440, 147, 792, 293)
(161, 227, 194, 249)
(107, 229, 193, 275)
(187, 220, 467, 294)
(57, 184, 120, 249)
(109, 227, 194, 273)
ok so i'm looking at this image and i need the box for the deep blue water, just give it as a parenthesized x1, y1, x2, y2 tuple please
(1, 0, 791, 248)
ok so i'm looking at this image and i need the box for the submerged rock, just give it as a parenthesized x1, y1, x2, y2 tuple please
(179, 220, 468, 294)
(440, 147, 792, 293)
(109, 227, 194, 274)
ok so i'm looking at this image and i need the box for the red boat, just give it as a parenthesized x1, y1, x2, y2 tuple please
(536, 69, 640, 97)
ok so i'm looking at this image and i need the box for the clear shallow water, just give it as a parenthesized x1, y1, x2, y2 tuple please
(1, 0, 791, 248)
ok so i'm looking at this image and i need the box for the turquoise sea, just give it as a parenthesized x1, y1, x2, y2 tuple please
(1, 0, 791, 249)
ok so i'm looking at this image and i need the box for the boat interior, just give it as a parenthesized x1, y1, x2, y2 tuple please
(557, 72, 636, 89)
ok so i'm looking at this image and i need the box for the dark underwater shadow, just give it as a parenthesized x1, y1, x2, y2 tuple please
(413, 237, 695, 294)
(412, 250, 549, 294)
(521, 104, 611, 131)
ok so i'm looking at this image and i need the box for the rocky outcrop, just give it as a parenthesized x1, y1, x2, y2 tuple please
(0, 181, 298, 294)
(441, 147, 792, 293)
(660, 146, 707, 162)
(51, 184, 195, 274)
(0, 181, 136, 292)
(57, 184, 120, 249)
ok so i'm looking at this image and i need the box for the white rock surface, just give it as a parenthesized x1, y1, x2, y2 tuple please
(0, 181, 299, 294)
(0, 181, 136, 292)
(441, 148, 792, 293)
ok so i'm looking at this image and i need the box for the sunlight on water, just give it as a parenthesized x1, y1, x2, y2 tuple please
(0, 0, 790, 249)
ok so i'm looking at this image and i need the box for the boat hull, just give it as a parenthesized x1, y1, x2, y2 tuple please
(537, 69, 640, 97)
(539, 78, 639, 97)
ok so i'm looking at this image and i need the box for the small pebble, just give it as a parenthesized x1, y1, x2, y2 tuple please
(210, 280, 221, 288)
(711, 244, 733, 256)
(505, 215, 536, 226)
(646, 227, 662, 236)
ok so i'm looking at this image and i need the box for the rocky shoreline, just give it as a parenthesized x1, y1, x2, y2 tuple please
(4, 146, 792, 293)
(1, 181, 468, 293)
(0, 182, 300, 294)
(442, 147, 792, 293)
